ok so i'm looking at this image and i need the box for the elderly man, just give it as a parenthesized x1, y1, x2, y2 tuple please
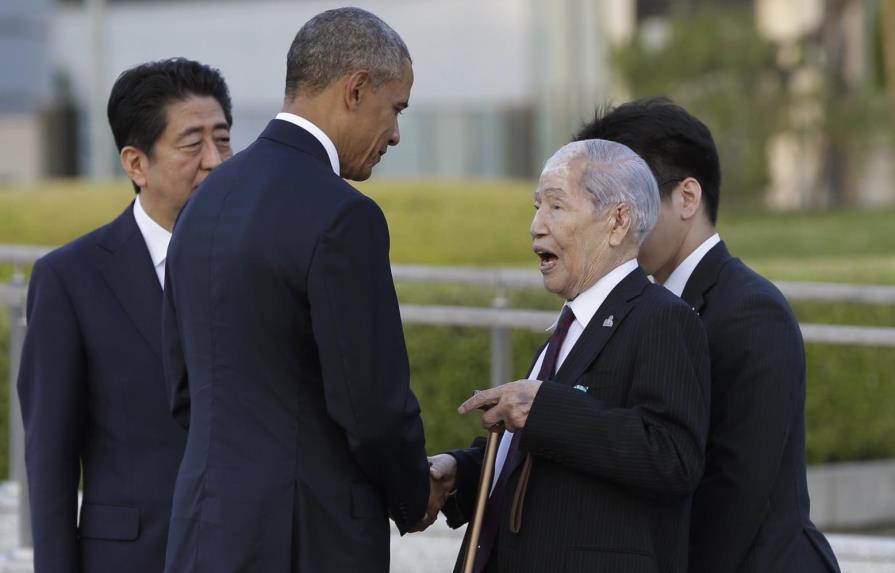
(431, 139, 711, 573)
(18, 58, 232, 573)
(575, 98, 841, 573)
(162, 8, 435, 573)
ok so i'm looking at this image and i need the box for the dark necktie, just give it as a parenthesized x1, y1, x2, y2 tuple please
(472, 305, 576, 573)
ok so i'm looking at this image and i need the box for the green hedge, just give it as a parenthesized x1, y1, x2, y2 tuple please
(1, 179, 893, 476)
(402, 288, 895, 464)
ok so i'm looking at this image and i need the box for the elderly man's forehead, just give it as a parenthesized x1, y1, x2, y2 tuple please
(543, 146, 587, 172)
(538, 156, 585, 189)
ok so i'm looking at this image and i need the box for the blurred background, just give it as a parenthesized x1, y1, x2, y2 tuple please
(2, 0, 894, 203)
(0, 0, 894, 569)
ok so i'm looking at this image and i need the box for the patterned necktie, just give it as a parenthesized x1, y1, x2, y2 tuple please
(472, 305, 576, 573)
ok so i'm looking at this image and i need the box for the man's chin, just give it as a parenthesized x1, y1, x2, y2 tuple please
(541, 276, 568, 298)
(343, 166, 373, 182)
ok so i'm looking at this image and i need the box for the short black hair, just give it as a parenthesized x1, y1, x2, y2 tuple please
(573, 97, 722, 224)
(107, 58, 233, 192)
(285, 7, 410, 99)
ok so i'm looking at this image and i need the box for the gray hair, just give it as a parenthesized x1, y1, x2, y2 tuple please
(544, 139, 660, 245)
(285, 7, 411, 98)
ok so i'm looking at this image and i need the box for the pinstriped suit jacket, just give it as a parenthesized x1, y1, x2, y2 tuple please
(447, 267, 711, 573)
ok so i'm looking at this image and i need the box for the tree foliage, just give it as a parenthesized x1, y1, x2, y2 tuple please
(613, 4, 894, 206)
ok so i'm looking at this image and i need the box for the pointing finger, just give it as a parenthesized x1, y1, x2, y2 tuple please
(458, 387, 500, 414)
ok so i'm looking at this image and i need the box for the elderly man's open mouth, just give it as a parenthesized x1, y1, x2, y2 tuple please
(534, 247, 559, 273)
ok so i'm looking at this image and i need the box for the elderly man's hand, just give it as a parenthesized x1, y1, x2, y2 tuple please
(428, 454, 457, 500)
(457, 379, 543, 432)
(406, 454, 458, 533)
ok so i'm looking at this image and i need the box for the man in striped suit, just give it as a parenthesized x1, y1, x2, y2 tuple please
(432, 139, 711, 573)
(575, 97, 841, 573)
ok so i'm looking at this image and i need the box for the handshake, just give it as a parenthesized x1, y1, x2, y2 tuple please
(408, 453, 458, 533)
(407, 379, 545, 533)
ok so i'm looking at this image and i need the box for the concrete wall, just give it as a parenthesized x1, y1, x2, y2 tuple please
(0, 116, 42, 184)
(47, 0, 633, 179)
(49, 0, 540, 177)
(0, 0, 52, 183)
(809, 459, 895, 531)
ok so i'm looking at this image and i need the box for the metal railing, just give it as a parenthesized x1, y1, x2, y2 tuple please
(1, 260, 29, 548)
(391, 263, 895, 305)
(2, 244, 895, 550)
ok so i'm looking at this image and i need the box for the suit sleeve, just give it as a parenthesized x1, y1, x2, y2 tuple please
(522, 301, 711, 496)
(17, 258, 84, 573)
(441, 437, 488, 528)
(688, 292, 802, 572)
(307, 195, 429, 534)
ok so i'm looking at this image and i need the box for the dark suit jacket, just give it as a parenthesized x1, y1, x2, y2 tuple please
(684, 242, 840, 573)
(18, 204, 187, 573)
(447, 268, 711, 573)
(161, 120, 429, 573)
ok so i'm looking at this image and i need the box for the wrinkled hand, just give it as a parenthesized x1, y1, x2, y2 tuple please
(406, 455, 458, 533)
(457, 379, 543, 432)
(428, 453, 457, 505)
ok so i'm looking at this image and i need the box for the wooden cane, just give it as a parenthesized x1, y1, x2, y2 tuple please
(462, 427, 501, 573)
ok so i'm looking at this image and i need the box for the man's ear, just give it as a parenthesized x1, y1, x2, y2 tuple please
(120, 146, 148, 190)
(677, 177, 703, 220)
(343, 70, 371, 111)
(608, 203, 633, 247)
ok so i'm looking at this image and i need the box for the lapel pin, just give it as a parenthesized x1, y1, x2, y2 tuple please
(602, 315, 614, 328)
(573, 384, 589, 392)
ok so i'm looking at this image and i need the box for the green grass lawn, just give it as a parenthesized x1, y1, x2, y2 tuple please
(0, 178, 893, 470)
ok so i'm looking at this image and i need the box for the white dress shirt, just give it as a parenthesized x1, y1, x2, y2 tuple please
(661, 233, 721, 297)
(491, 258, 640, 492)
(133, 195, 171, 288)
(275, 112, 340, 176)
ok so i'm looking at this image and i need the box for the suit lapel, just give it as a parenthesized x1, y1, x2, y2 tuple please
(680, 241, 733, 314)
(97, 202, 163, 361)
(552, 268, 650, 387)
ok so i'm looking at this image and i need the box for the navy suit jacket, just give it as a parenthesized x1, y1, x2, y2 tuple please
(684, 242, 840, 573)
(162, 120, 429, 572)
(18, 203, 187, 573)
(446, 269, 711, 573)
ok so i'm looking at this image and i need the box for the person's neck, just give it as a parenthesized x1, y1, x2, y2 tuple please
(281, 96, 341, 151)
(570, 247, 636, 300)
(655, 219, 716, 284)
(138, 192, 175, 232)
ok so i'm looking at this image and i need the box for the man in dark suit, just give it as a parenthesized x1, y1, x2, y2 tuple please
(17, 58, 233, 573)
(162, 8, 435, 573)
(574, 97, 841, 572)
(429, 139, 711, 573)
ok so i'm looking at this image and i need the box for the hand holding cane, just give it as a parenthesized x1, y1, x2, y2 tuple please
(462, 426, 501, 573)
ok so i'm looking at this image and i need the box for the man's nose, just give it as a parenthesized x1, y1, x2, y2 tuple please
(201, 142, 224, 170)
(389, 120, 400, 146)
(530, 209, 547, 238)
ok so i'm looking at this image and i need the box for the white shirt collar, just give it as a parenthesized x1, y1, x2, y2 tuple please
(662, 233, 721, 297)
(133, 195, 172, 287)
(275, 112, 340, 176)
(556, 258, 639, 330)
